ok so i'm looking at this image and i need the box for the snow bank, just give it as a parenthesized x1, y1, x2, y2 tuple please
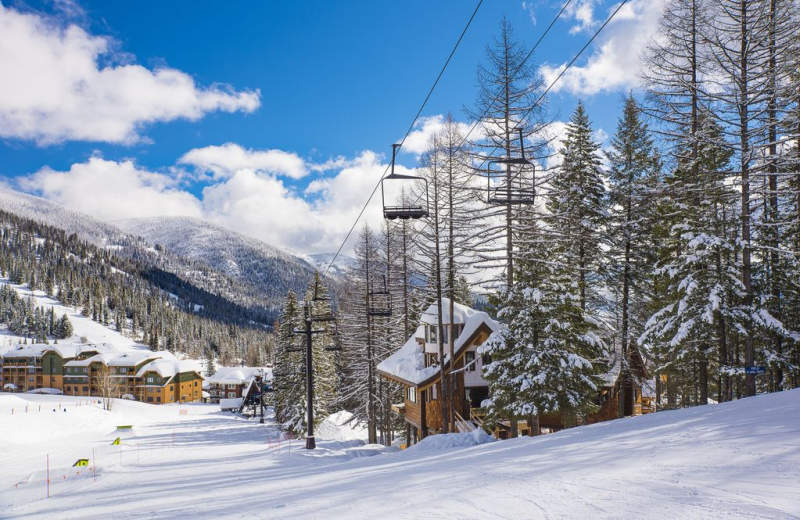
(316, 410, 367, 441)
(406, 428, 495, 452)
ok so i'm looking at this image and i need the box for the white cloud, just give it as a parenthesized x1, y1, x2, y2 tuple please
(19, 157, 202, 220)
(204, 150, 400, 253)
(539, 0, 667, 95)
(566, 0, 601, 34)
(17, 149, 409, 255)
(401, 115, 474, 155)
(179, 143, 309, 180)
(0, 5, 260, 145)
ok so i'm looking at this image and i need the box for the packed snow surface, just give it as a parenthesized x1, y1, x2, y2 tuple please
(1, 390, 799, 519)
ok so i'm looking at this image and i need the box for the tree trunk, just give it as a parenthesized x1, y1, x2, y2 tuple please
(739, 2, 756, 397)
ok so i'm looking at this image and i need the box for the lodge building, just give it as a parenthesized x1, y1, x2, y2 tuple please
(1, 342, 203, 404)
(378, 299, 656, 444)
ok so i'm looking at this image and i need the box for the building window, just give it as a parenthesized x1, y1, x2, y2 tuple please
(156, 397, 161, 402)
(147, 397, 153, 403)
(429, 325, 437, 343)
(83, 386, 88, 392)
(194, 381, 198, 387)
(465, 351, 476, 372)
(407, 387, 417, 403)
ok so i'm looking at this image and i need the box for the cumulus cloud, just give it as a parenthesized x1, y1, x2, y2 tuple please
(204, 150, 399, 253)
(179, 143, 309, 180)
(19, 157, 203, 220)
(18, 149, 408, 254)
(401, 115, 474, 155)
(0, 5, 260, 145)
(538, 0, 667, 96)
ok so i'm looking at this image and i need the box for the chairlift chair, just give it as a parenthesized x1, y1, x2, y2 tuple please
(487, 128, 536, 205)
(367, 275, 392, 317)
(382, 144, 429, 220)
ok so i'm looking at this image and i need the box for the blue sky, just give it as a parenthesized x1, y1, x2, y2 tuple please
(0, 0, 666, 255)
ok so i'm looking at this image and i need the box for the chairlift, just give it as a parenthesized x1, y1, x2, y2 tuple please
(367, 275, 392, 317)
(487, 128, 536, 205)
(382, 144, 429, 220)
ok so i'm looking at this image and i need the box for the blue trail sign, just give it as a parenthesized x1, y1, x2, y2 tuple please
(745, 366, 766, 375)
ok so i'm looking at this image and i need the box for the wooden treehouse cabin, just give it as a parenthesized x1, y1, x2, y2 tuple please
(377, 299, 503, 444)
(377, 299, 658, 443)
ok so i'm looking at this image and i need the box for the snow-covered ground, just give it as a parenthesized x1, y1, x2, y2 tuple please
(1, 389, 798, 519)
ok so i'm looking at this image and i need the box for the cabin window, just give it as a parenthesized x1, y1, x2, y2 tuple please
(424, 353, 438, 368)
(465, 351, 476, 372)
(407, 387, 417, 403)
(429, 325, 437, 343)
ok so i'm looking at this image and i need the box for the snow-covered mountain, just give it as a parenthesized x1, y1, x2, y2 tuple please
(306, 252, 357, 278)
(0, 186, 129, 246)
(116, 216, 320, 307)
(0, 187, 320, 324)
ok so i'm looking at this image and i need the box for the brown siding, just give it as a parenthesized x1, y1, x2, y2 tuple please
(404, 392, 421, 427)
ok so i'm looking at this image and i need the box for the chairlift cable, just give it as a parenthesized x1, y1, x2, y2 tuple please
(460, 0, 630, 164)
(322, 0, 484, 276)
(344, 0, 575, 214)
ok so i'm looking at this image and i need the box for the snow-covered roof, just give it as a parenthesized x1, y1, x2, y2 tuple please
(377, 326, 438, 386)
(1, 342, 120, 360)
(205, 366, 272, 385)
(107, 350, 159, 367)
(419, 298, 479, 325)
(135, 357, 203, 380)
(64, 352, 115, 367)
(378, 303, 501, 386)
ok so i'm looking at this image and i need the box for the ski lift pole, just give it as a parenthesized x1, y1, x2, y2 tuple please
(304, 309, 316, 450)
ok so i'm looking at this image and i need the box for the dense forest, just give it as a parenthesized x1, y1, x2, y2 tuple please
(273, 0, 800, 443)
(0, 210, 273, 364)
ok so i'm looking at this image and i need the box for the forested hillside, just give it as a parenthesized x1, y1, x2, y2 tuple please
(0, 210, 273, 363)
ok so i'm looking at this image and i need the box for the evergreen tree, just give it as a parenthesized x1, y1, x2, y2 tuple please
(56, 313, 73, 339)
(606, 95, 660, 414)
(548, 102, 607, 313)
(272, 290, 305, 431)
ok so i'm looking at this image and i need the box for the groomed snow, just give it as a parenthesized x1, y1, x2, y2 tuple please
(1, 389, 798, 518)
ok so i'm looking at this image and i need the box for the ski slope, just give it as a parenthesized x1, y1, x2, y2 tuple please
(1, 390, 798, 519)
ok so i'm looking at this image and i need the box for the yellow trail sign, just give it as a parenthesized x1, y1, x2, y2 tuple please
(111, 437, 121, 445)
(73, 459, 89, 467)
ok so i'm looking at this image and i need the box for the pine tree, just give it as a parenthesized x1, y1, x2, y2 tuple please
(548, 102, 607, 313)
(273, 290, 304, 431)
(56, 313, 73, 339)
(606, 95, 660, 414)
(305, 273, 338, 429)
(338, 226, 382, 443)
(205, 348, 216, 377)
